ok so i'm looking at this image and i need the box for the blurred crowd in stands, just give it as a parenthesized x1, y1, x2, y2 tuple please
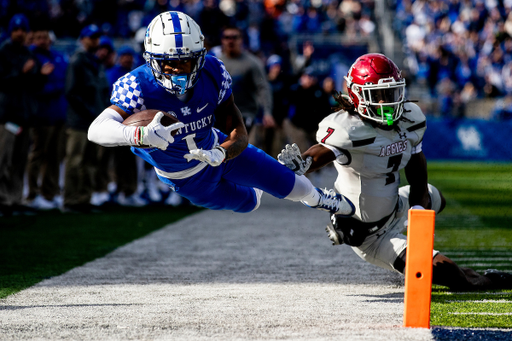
(1, 0, 377, 216)
(393, 0, 512, 119)
(1, 0, 512, 216)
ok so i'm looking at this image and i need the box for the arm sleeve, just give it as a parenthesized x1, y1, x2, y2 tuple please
(88, 107, 137, 147)
(411, 141, 422, 154)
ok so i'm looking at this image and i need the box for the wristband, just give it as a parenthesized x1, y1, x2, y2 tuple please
(134, 126, 144, 146)
(215, 145, 227, 162)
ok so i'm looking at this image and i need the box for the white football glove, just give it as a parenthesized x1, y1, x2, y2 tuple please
(277, 143, 312, 176)
(135, 112, 184, 150)
(403, 205, 425, 230)
(184, 146, 226, 167)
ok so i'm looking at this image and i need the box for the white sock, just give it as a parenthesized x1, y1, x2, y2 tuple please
(250, 188, 263, 212)
(284, 175, 320, 205)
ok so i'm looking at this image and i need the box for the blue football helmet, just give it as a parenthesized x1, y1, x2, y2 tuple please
(144, 11, 207, 95)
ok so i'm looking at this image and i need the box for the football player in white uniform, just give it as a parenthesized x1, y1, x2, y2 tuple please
(278, 53, 511, 290)
(87, 11, 354, 217)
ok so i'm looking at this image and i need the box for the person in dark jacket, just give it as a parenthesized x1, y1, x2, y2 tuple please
(63, 24, 110, 213)
(25, 28, 68, 210)
(0, 14, 50, 216)
(284, 67, 331, 155)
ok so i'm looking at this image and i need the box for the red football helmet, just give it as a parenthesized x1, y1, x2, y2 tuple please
(344, 53, 406, 126)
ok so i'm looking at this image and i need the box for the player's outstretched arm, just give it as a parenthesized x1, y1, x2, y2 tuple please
(184, 94, 248, 166)
(88, 105, 133, 147)
(278, 143, 336, 175)
(302, 144, 337, 173)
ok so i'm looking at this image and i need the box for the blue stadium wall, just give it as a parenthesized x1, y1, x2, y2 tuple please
(423, 118, 512, 161)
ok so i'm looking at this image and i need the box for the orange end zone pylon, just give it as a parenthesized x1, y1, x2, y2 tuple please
(403, 209, 436, 328)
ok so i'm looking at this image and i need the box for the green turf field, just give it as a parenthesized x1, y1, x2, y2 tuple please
(0, 161, 511, 329)
(427, 162, 512, 328)
(0, 204, 203, 299)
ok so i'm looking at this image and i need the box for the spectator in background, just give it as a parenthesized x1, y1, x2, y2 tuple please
(91, 35, 117, 207)
(396, 0, 512, 108)
(260, 54, 292, 157)
(291, 40, 314, 76)
(215, 26, 274, 135)
(322, 76, 338, 108)
(97, 36, 116, 71)
(284, 67, 331, 160)
(25, 28, 68, 211)
(198, 0, 230, 49)
(491, 93, 512, 121)
(105, 45, 146, 207)
(0, 14, 50, 216)
(63, 24, 110, 213)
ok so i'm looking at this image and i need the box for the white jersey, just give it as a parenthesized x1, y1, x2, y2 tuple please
(317, 102, 427, 222)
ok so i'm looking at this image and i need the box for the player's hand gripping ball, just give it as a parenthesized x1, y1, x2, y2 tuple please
(123, 109, 184, 149)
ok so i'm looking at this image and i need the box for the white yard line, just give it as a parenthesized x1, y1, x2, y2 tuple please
(444, 252, 512, 256)
(453, 263, 512, 267)
(449, 312, 512, 316)
(447, 300, 512, 303)
(452, 255, 512, 258)
(441, 291, 512, 296)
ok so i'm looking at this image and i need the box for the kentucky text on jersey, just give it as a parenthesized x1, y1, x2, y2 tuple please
(175, 114, 214, 135)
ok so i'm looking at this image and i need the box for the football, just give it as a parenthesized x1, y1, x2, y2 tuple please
(122, 109, 180, 131)
(123, 109, 181, 148)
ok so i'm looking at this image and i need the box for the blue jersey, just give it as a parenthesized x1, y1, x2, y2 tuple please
(110, 54, 296, 213)
(110, 55, 232, 178)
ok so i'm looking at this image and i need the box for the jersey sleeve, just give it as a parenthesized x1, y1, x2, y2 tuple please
(110, 73, 147, 114)
(205, 55, 232, 105)
(316, 112, 352, 149)
(316, 111, 377, 150)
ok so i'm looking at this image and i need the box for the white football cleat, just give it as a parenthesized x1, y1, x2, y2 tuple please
(302, 188, 355, 216)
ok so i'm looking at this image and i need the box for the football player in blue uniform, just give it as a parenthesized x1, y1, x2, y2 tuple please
(278, 53, 512, 290)
(88, 11, 354, 216)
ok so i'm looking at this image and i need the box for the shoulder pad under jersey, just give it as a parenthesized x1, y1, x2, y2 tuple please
(398, 102, 427, 143)
(203, 55, 232, 104)
(316, 110, 378, 150)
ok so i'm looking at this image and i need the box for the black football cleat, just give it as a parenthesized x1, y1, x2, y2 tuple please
(483, 269, 512, 289)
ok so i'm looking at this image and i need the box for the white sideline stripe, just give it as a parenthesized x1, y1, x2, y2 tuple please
(447, 300, 512, 303)
(443, 198, 484, 226)
(445, 252, 512, 256)
(450, 257, 512, 261)
(449, 312, 512, 316)
(444, 292, 512, 295)
(457, 263, 512, 267)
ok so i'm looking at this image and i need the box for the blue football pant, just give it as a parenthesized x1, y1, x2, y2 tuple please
(158, 143, 296, 213)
